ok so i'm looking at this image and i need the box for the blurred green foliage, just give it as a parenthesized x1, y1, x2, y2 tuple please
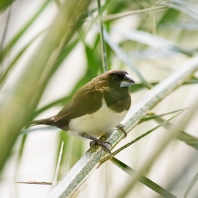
(1, 0, 198, 197)
(0, 0, 15, 11)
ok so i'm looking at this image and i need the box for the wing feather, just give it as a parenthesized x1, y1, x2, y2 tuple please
(55, 87, 102, 122)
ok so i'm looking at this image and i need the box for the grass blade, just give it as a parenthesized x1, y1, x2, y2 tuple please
(139, 108, 187, 123)
(184, 172, 198, 198)
(104, 30, 151, 89)
(129, 78, 198, 93)
(163, 1, 198, 21)
(97, 0, 108, 71)
(111, 157, 177, 198)
(0, 29, 47, 86)
(100, 110, 184, 165)
(154, 117, 198, 151)
(33, 56, 99, 117)
(100, 5, 167, 21)
(0, 0, 51, 62)
(0, 0, 15, 11)
(113, 27, 196, 56)
(51, 142, 64, 188)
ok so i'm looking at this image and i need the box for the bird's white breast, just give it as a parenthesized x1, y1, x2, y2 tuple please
(68, 99, 127, 138)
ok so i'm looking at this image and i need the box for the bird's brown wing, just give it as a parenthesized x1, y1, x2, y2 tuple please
(55, 87, 102, 122)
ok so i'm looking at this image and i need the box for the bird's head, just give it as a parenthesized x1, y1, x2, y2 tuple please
(103, 70, 135, 90)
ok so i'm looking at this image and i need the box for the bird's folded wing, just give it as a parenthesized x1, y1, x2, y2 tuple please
(55, 88, 102, 122)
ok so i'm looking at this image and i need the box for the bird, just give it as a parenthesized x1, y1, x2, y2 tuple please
(31, 70, 135, 153)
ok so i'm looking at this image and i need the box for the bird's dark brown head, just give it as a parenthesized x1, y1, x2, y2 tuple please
(94, 70, 135, 92)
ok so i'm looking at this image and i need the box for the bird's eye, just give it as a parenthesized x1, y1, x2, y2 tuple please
(112, 75, 119, 82)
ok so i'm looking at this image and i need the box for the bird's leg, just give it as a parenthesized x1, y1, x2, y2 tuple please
(80, 133, 111, 154)
(116, 124, 127, 138)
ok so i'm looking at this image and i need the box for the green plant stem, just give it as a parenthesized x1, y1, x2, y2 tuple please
(97, 0, 108, 72)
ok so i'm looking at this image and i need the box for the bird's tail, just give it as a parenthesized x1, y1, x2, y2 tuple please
(30, 116, 56, 127)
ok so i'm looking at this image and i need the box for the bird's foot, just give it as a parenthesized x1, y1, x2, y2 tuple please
(116, 124, 127, 138)
(81, 132, 111, 154)
(90, 139, 111, 154)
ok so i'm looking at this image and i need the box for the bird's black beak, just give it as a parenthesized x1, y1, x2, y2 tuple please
(120, 74, 135, 88)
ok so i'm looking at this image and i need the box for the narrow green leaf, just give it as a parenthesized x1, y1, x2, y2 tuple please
(100, 110, 184, 165)
(21, 126, 58, 135)
(15, 135, 27, 181)
(0, 0, 15, 11)
(52, 141, 64, 187)
(33, 45, 100, 118)
(56, 132, 84, 181)
(128, 49, 177, 60)
(111, 157, 177, 198)
(18, 135, 27, 159)
(55, 0, 62, 9)
(159, 23, 198, 31)
(97, 0, 108, 72)
(100, 6, 167, 22)
(33, 96, 71, 118)
(29, 37, 80, 117)
(0, 0, 51, 62)
(0, 29, 47, 86)
(130, 78, 198, 93)
(104, 30, 151, 89)
(184, 79, 198, 84)
(113, 28, 196, 56)
(84, 43, 102, 73)
(33, 63, 98, 118)
(139, 108, 187, 123)
(54, 37, 79, 69)
(154, 117, 198, 151)
(184, 172, 198, 198)
(0, 7, 11, 52)
(33, 74, 98, 118)
(57, 131, 69, 181)
(177, 132, 198, 150)
(163, 1, 198, 21)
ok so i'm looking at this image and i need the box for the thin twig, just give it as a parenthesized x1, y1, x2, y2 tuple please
(97, 0, 108, 72)
(15, 181, 51, 185)
(14, 142, 64, 187)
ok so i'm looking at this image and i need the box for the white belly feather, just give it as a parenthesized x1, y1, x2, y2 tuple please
(68, 99, 127, 138)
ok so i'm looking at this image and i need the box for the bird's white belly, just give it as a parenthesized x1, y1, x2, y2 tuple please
(68, 100, 127, 137)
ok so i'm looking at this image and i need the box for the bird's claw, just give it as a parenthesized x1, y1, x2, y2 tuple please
(116, 124, 127, 138)
(81, 132, 112, 154)
(90, 139, 111, 154)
